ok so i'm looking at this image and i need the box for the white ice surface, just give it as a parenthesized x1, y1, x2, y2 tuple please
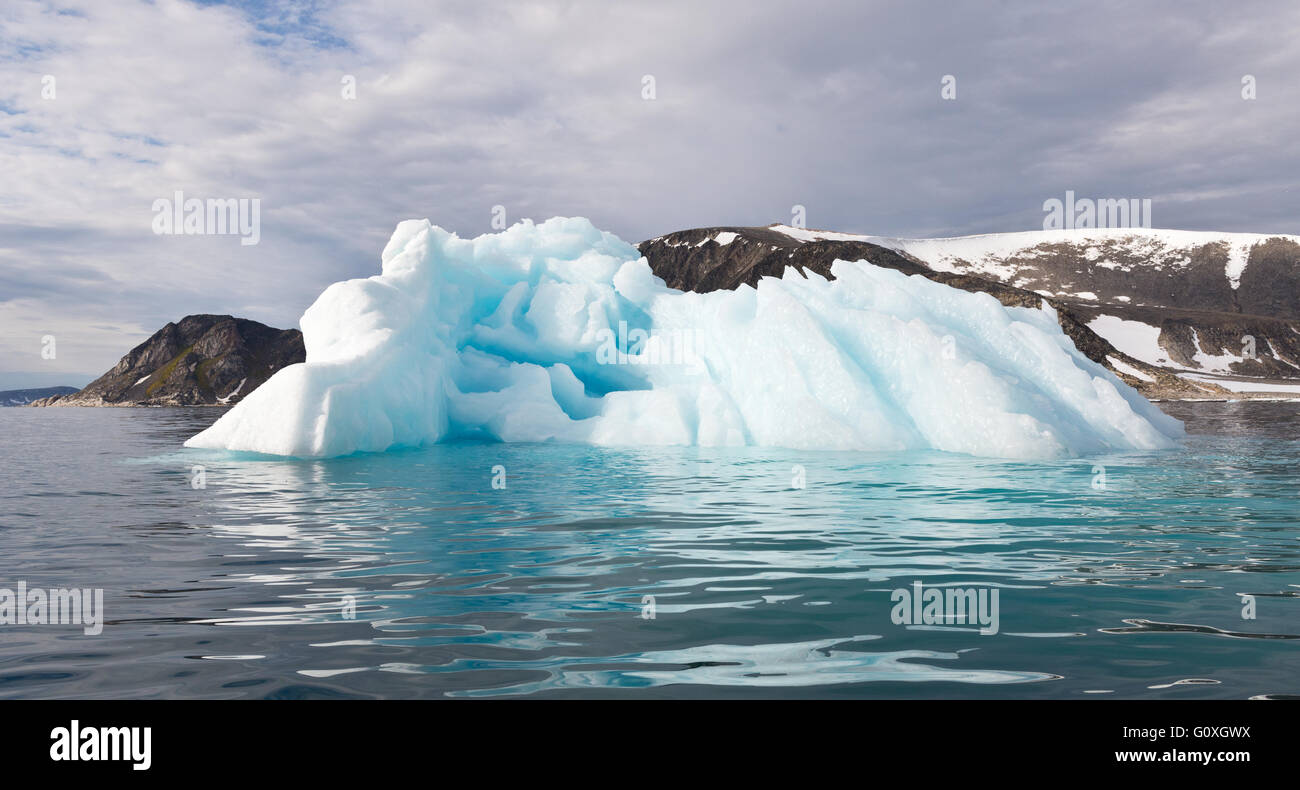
(186, 218, 1183, 459)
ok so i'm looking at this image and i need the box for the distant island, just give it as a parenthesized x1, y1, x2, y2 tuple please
(0, 386, 79, 406)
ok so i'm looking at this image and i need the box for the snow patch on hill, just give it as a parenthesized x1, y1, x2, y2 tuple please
(770, 225, 1300, 295)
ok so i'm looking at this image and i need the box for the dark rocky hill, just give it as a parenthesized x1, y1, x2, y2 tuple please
(32, 315, 304, 407)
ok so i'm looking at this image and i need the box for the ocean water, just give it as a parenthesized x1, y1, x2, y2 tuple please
(0, 401, 1296, 699)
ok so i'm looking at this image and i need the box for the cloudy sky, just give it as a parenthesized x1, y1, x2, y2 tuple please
(2, 0, 1298, 385)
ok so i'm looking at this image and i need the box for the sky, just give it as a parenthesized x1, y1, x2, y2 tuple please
(1, 0, 1298, 386)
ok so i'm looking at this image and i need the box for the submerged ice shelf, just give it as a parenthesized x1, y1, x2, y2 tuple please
(185, 217, 1183, 459)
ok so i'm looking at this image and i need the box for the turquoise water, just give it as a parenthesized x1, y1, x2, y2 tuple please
(0, 402, 1297, 698)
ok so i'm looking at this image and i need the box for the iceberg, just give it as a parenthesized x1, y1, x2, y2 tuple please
(185, 217, 1183, 459)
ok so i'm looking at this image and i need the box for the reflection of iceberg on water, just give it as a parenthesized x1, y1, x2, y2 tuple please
(185, 217, 1183, 460)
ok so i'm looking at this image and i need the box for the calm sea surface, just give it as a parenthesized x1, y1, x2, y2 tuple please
(1, 401, 1297, 699)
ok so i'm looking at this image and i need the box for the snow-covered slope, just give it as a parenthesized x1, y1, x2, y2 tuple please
(768, 225, 1300, 309)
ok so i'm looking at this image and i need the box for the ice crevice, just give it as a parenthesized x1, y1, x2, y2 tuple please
(185, 217, 1183, 459)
